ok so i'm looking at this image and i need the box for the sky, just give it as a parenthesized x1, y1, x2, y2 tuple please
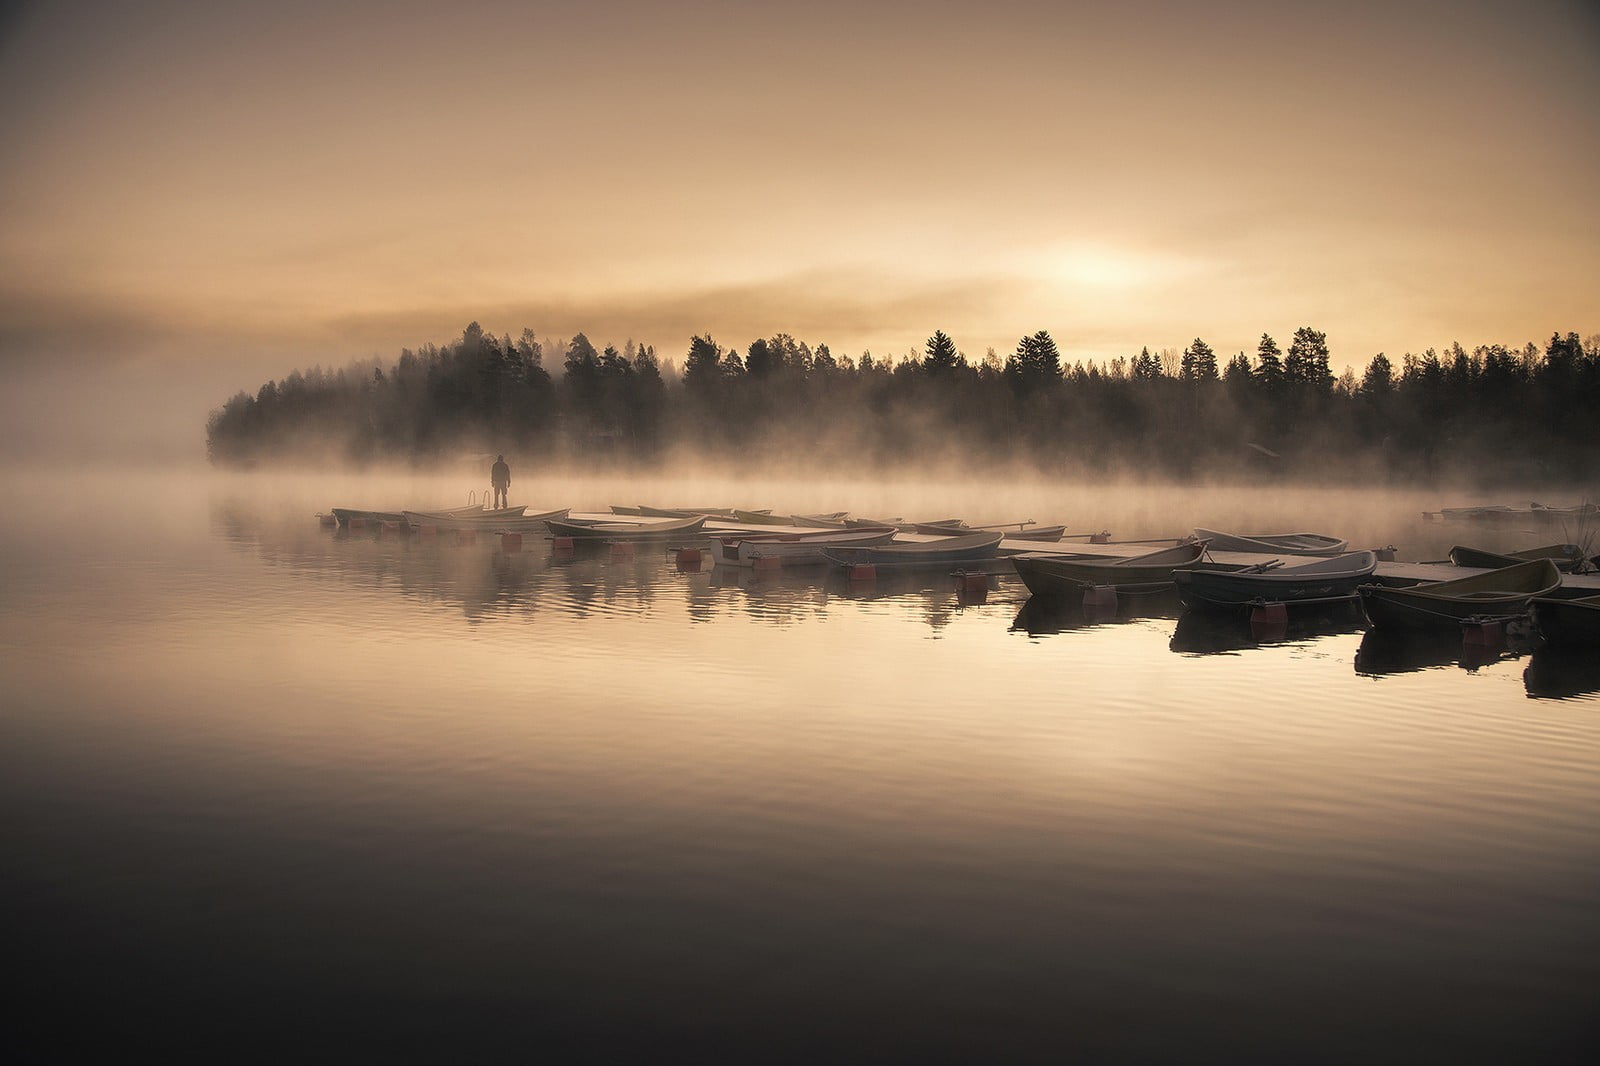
(2, 0, 1598, 415)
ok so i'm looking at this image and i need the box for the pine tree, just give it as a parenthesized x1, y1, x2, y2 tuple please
(923, 330, 959, 376)
(1256, 333, 1285, 392)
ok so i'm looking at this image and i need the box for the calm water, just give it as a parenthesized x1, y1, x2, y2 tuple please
(3, 467, 1597, 1063)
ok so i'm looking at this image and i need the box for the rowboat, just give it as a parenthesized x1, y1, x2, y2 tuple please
(403, 507, 570, 532)
(544, 515, 708, 541)
(821, 531, 1004, 568)
(1358, 558, 1562, 632)
(732, 509, 791, 525)
(914, 521, 1066, 542)
(1529, 594, 1600, 649)
(791, 514, 853, 529)
(637, 505, 739, 518)
(1013, 542, 1214, 598)
(1175, 551, 1379, 612)
(331, 507, 408, 526)
(1447, 544, 1586, 572)
(1191, 528, 1348, 555)
(714, 528, 897, 567)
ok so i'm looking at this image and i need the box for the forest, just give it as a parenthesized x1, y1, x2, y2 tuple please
(205, 321, 1600, 485)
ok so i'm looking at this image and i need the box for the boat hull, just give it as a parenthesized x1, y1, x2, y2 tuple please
(1174, 552, 1379, 612)
(1530, 595, 1600, 649)
(1358, 559, 1563, 632)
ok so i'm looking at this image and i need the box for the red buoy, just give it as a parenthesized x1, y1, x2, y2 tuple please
(611, 541, 636, 558)
(500, 532, 523, 553)
(1250, 602, 1289, 626)
(849, 564, 877, 581)
(551, 536, 575, 551)
(956, 571, 988, 595)
(349, 517, 369, 530)
(1461, 618, 1504, 648)
(675, 547, 702, 572)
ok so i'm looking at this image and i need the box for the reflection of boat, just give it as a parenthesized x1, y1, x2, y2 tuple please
(1429, 502, 1599, 525)
(1012, 589, 1183, 635)
(1523, 646, 1600, 699)
(713, 528, 896, 567)
(546, 515, 708, 541)
(1192, 528, 1348, 555)
(822, 531, 1004, 568)
(1530, 594, 1600, 649)
(1448, 544, 1586, 573)
(1359, 559, 1562, 632)
(1012, 542, 1213, 599)
(1174, 552, 1378, 612)
(1171, 601, 1366, 654)
(1353, 628, 1484, 675)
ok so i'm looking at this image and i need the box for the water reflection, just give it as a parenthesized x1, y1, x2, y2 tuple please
(1012, 588, 1182, 636)
(1353, 626, 1532, 676)
(1523, 647, 1600, 700)
(1169, 602, 1368, 655)
(211, 500, 1007, 632)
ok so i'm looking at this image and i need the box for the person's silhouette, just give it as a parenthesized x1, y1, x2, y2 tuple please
(490, 454, 511, 509)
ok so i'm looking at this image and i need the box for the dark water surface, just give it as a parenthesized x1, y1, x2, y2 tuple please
(3, 468, 1596, 1063)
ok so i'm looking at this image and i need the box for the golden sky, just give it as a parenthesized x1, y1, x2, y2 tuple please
(2, 0, 1597, 377)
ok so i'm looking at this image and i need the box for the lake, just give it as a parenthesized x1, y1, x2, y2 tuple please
(3, 466, 1596, 1063)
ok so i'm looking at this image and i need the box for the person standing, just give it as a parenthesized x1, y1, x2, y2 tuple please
(490, 454, 511, 509)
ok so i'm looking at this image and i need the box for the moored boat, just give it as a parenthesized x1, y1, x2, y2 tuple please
(1191, 528, 1348, 555)
(1175, 551, 1379, 612)
(1448, 544, 1586, 573)
(1013, 541, 1215, 599)
(330, 507, 408, 527)
(1358, 558, 1562, 632)
(402, 506, 570, 532)
(821, 531, 1004, 568)
(715, 527, 897, 567)
(1529, 594, 1600, 649)
(545, 515, 708, 541)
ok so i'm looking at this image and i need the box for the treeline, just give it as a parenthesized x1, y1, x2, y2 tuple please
(206, 322, 1600, 484)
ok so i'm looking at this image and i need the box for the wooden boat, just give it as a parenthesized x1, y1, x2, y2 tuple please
(1529, 594, 1600, 649)
(821, 531, 1004, 568)
(1012, 542, 1214, 599)
(791, 514, 853, 529)
(1448, 544, 1585, 572)
(1005, 525, 1067, 542)
(732, 509, 790, 525)
(1191, 528, 1348, 555)
(1175, 551, 1379, 612)
(331, 507, 408, 526)
(715, 528, 897, 567)
(403, 507, 570, 532)
(545, 515, 708, 541)
(637, 505, 739, 518)
(1358, 558, 1562, 632)
(610, 505, 646, 515)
